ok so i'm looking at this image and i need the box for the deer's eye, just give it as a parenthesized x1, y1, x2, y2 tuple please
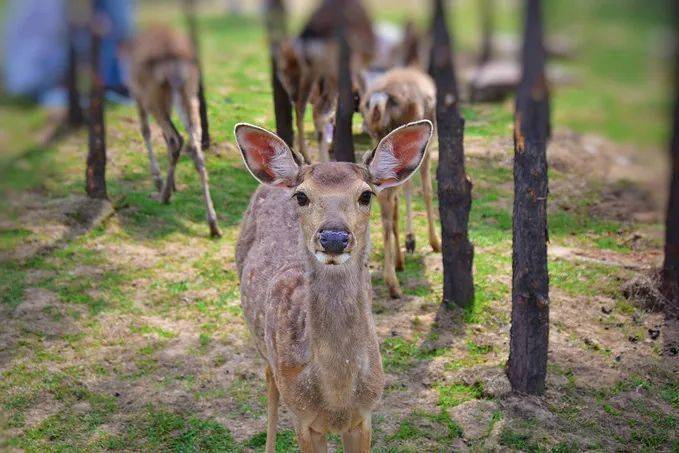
(294, 192, 309, 207)
(358, 190, 374, 206)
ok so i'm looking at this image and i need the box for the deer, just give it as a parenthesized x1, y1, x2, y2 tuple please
(234, 120, 434, 452)
(359, 66, 442, 298)
(127, 25, 221, 238)
(275, 0, 375, 163)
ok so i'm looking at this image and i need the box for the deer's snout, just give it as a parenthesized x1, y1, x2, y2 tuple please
(318, 229, 351, 254)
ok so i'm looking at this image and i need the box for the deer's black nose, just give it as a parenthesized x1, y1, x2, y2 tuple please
(319, 229, 350, 254)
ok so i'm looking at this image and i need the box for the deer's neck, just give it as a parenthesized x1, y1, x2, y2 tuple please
(306, 251, 375, 405)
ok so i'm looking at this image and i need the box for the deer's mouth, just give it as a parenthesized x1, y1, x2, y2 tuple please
(314, 251, 351, 266)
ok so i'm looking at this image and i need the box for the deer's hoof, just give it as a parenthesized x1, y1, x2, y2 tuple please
(430, 238, 442, 253)
(406, 234, 416, 254)
(388, 287, 402, 299)
(209, 224, 222, 238)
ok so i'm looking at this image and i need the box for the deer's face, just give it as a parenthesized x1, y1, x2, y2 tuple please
(235, 121, 433, 268)
(292, 163, 373, 265)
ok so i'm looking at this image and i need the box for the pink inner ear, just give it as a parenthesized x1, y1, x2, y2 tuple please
(240, 129, 279, 180)
(389, 127, 429, 174)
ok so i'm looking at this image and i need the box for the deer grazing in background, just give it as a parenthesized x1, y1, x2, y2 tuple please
(235, 120, 433, 452)
(275, 0, 375, 162)
(359, 67, 441, 298)
(127, 25, 221, 237)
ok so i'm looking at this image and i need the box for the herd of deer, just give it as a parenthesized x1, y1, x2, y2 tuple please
(126, 1, 445, 450)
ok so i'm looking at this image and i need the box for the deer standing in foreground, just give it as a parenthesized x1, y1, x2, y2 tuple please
(127, 25, 221, 237)
(235, 121, 433, 452)
(359, 67, 442, 298)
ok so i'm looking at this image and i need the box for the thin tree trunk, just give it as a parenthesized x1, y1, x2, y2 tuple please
(266, 0, 294, 147)
(479, 0, 493, 65)
(333, 13, 355, 163)
(86, 11, 107, 200)
(662, 16, 679, 356)
(184, 0, 211, 149)
(429, 0, 474, 308)
(507, 0, 550, 395)
(67, 26, 84, 127)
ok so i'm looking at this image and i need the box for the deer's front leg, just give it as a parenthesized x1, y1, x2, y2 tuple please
(265, 366, 279, 453)
(341, 417, 372, 453)
(295, 421, 327, 453)
(295, 74, 313, 163)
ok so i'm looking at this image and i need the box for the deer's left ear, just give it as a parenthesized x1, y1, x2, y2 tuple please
(234, 123, 301, 187)
(366, 120, 433, 191)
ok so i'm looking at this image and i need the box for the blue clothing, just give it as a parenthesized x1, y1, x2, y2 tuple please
(2, 0, 135, 105)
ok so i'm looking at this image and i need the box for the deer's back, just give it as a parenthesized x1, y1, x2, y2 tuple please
(371, 67, 436, 117)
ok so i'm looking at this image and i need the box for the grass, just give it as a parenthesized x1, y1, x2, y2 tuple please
(0, 0, 675, 451)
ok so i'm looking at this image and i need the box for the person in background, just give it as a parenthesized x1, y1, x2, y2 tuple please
(2, 0, 135, 137)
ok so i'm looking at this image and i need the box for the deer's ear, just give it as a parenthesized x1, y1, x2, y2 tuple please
(367, 120, 433, 191)
(234, 123, 300, 187)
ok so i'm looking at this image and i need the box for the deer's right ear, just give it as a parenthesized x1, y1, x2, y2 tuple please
(234, 124, 300, 187)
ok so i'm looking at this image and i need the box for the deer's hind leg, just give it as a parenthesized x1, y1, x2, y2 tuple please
(404, 180, 415, 254)
(379, 189, 401, 299)
(393, 191, 404, 272)
(136, 101, 163, 191)
(420, 151, 441, 252)
(265, 366, 279, 453)
(153, 105, 183, 204)
(176, 89, 222, 238)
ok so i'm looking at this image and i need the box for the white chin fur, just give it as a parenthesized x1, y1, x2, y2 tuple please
(314, 251, 351, 265)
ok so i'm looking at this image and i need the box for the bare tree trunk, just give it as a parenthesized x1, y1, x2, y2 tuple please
(66, 26, 84, 128)
(479, 0, 493, 65)
(429, 0, 474, 308)
(507, 0, 550, 395)
(265, 0, 294, 147)
(332, 12, 355, 163)
(86, 12, 107, 200)
(184, 0, 211, 149)
(662, 16, 679, 356)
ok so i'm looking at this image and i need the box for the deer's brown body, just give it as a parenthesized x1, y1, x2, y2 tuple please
(360, 67, 441, 297)
(128, 25, 221, 237)
(235, 121, 433, 452)
(276, 0, 375, 162)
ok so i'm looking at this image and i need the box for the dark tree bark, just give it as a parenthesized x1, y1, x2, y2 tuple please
(86, 13, 107, 200)
(507, 0, 550, 395)
(479, 0, 494, 65)
(66, 27, 84, 128)
(183, 0, 211, 149)
(429, 0, 474, 308)
(265, 0, 294, 147)
(332, 13, 355, 163)
(662, 16, 679, 356)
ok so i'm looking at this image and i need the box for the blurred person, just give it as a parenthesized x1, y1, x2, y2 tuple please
(2, 0, 135, 109)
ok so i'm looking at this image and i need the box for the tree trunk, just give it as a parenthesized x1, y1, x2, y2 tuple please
(332, 14, 355, 163)
(86, 12, 107, 200)
(429, 0, 474, 308)
(184, 0, 211, 149)
(479, 0, 493, 65)
(66, 27, 83, 127)
(507, 0, 550, 395)
(662, 32, 679, 356)
(265, 0, 294, 147)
